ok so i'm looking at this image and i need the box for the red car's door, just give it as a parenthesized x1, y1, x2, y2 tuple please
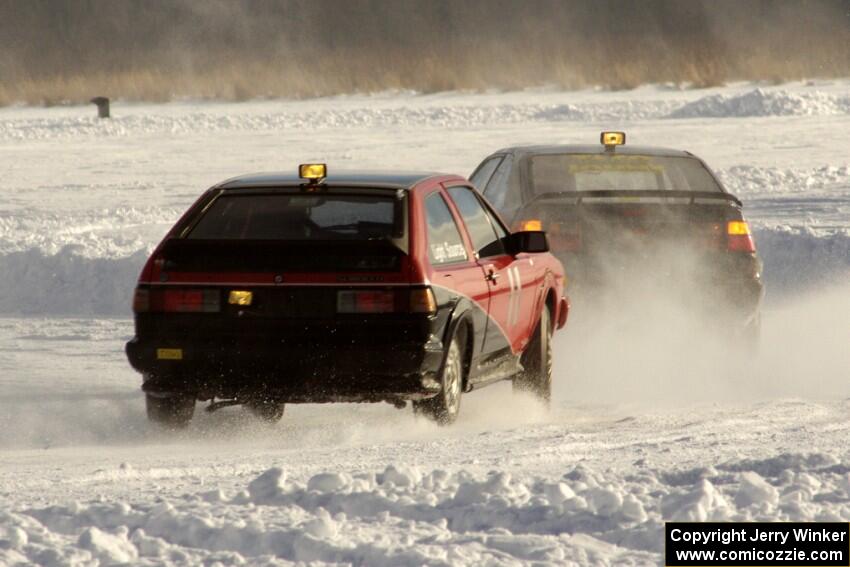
(510, 252, 543, 349)
(422, 190, 492, 355)
(444, 184, 529, 355)
(478, 200, 542, 352)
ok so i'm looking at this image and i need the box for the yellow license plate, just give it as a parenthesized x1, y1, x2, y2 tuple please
(156, 348, 183, 360)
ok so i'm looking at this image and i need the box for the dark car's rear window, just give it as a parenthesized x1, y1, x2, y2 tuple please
(529, 154, 722, 195)
(188, 192, 402, 241)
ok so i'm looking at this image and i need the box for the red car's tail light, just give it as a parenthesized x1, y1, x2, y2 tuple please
(337, 290, 396, 314)
(139, 288, 221, 313)
(409, 288, 437, 314)
(135, 254, 163, 285)
(132, 288, 150, 313)
(727, 220, 756, 253)
(165, 289, 220, 312)
(336, 288, 437, 315)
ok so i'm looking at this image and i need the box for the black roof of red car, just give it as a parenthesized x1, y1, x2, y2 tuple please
(217, 170, 455, 190)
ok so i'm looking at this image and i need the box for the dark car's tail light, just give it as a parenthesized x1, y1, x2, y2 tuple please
(727, 220, 756, 253)
(557, 230, 582, 252)
(516, 219, 582, 252)
(550, 224, 582, 252)
(515, 219, 543, 232)
(337, 287, 436, 315)
(133, 288, 221, 313)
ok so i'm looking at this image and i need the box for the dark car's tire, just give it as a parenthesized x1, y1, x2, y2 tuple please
(146, 393, 195, 428)
(413, 335, 463, 425)
(245, 397, 285, 423)
(514, 305, 553, 403)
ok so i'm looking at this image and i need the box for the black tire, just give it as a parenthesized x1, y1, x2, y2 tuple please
(245, 397, 285, 423)
(514, 305, 553, 403)
(146, 393, 195, 428)
(413, 335, 463, 425)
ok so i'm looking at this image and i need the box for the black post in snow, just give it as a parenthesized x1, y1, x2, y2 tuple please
(90, 96, 110, 118)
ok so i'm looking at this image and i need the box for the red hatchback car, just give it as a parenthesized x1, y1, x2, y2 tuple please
(126, 165, 569, 427)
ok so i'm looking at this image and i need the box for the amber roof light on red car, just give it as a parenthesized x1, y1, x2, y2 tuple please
(299, 163, 328, 191)
(299, 163, 327, 181)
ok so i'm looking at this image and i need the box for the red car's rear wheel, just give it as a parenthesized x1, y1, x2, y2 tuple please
(514, 305, 553, 403)
(413, 335, 463, 425)
(146, 392, 195, 428)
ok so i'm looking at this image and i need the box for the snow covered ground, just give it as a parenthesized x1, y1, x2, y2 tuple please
(0, 80, 848, 565)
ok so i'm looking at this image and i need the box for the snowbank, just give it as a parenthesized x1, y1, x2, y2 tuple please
(754, 226, 850, 297)
(668, 88, 850, 118)
(2, 160, 847, 317)
(0, 81, 848, 567)
(0, 225, 844, 316)
(4, 455, 847, 565)
(0, 205, 179, 258)
(718, 165, 850, 197)
(4, 86, 850, 142)
(0, 247, 145, 316)
(0, 101, 678, 141)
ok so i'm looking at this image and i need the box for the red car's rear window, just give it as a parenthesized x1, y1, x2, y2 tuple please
(188, 192, 401, 241)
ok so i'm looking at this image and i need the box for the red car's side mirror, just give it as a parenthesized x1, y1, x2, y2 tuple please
(505, 231, 549, 255)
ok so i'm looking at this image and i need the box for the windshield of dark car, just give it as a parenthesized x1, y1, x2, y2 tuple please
(529, 154, 722, 195)
(187, 192, 402, 241)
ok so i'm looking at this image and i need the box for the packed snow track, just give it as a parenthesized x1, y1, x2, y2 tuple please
(1, 81, 848, 565)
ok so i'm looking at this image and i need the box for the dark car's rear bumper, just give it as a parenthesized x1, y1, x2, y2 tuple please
(560, 252, 764, 322)
(126, 316, 445, 403)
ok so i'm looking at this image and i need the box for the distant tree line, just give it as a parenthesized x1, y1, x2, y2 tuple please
(1, 0, 848, 104)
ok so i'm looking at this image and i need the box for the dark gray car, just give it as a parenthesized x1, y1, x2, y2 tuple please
(471, 133, 763, 340)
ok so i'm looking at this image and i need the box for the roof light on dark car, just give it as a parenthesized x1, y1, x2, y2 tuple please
(600, 131, 626, 150)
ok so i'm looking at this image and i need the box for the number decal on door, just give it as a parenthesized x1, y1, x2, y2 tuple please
(507, 266, 522, 327)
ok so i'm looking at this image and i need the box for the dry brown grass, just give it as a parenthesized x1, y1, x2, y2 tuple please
(3, 47, 848, 108)
(2, 0, 849, 107)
